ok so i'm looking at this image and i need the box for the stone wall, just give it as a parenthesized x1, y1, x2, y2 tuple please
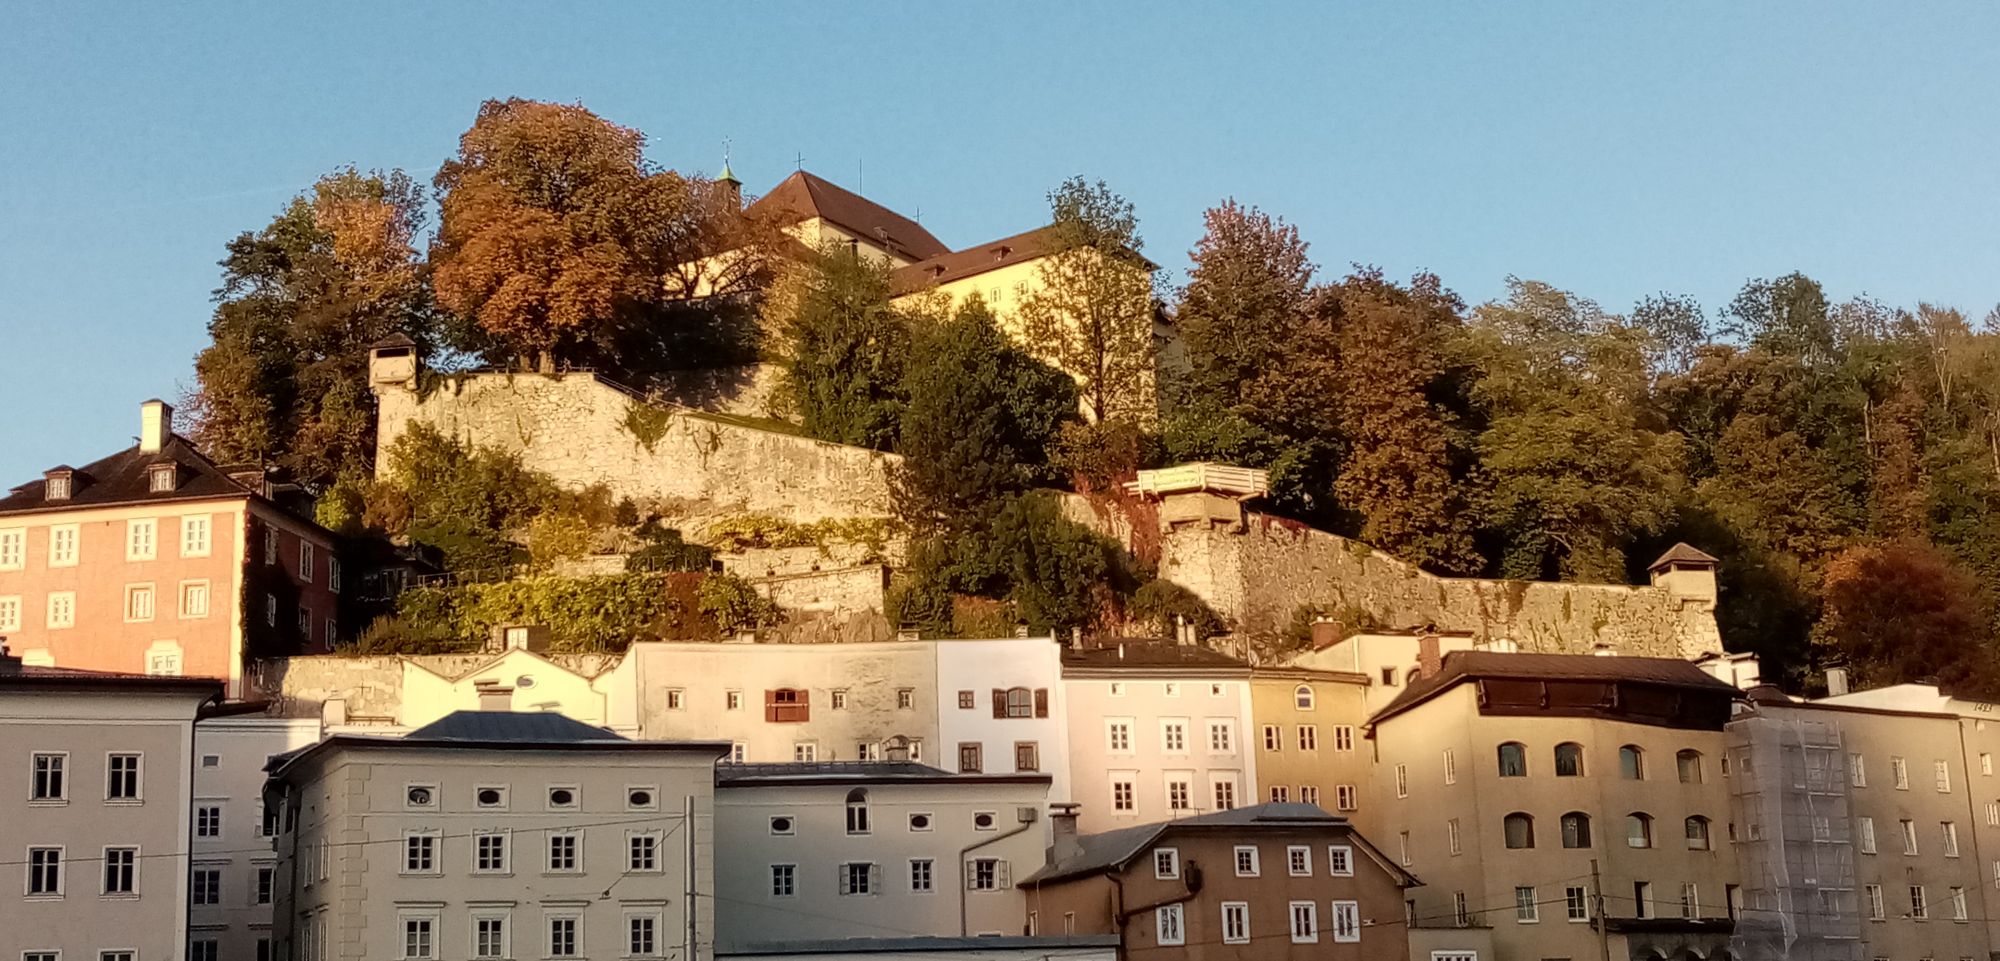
(248, 652, 623, 722)
(1155, 512, 1722, 659)
(374, 370, 896, 529)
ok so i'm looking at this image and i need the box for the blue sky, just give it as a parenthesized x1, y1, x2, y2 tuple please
(3, 2, 1998, 482)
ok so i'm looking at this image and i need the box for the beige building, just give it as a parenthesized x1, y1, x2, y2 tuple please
(1247, 666, 1370, 814)
(190, 712, 322, 961)
(0, 651, 223, 961)
(1367, 651, 1741, 961)
(264, 705, 727, 961)
(1021, 802, 1426, 961)
(712, 761, 1056, 950)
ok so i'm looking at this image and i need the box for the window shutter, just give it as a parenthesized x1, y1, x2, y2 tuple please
(765, 691, 777, 723)
(965, 860, 978, 890)
(869, 862, 882, 894)
(798, 688, 810, 721)
(1034, 688, 1049, 718)
(992, 690, 1007, 719)
(997, 859, 1011, 888)
(839, 865, 851, 895)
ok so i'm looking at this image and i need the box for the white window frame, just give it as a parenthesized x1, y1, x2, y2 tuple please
(1155, 904, 1184, 946)
(46, 592, 75, 629)
(126, 519, 157, 561)
(0, 528, 23, 570)
(29, 751, 67, 802)
(1107, 719, 1133, 754)
(545, 829, 583, 874)
(1207, 719, 1235, 753)
(470, 913, 510, 961)
(1153, 847, 1179, 880)
(179, 580, 210, 619)
(101, 845, 138, 896)
(0, 595, 19, 633)
(181, 514, 211, 558)
(1332, 899, 1361, 942)
(1287, 844, 1312, 876)
(471, 830, 509, 874)
(1289, 900, 1319, 943)
(299, 541, 314, 582)
(48, 524, 78, 567)
(123, 583, 155, 623)
(398, 911, 438, 961)
(1234, 845, 1260, 877)
(1327, 844, 1353, 876)
(1221, 901, 1250, 943)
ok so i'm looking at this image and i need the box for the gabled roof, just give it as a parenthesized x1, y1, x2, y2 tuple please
(1062, 641, 1250, 675)
(266, 710, 728, 782)
(0, 436, 256, 516)
(1368, 650, 1740, 728)
(1647, 542, 1719, 572)
(749, 171, 949, 261)
(717, 760, 1051, 787)
(888, 224, 1162, 298)
(1023, 803, 1413, 886)
(406, 710, 629, 743)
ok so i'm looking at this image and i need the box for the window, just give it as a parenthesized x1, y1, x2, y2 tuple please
(845, 789, 871, 834)
(1858, 816, 1877, 854)
(1015, 741, 1040, 772)
(1892, 755, 1910, 789)
(974, 811, 997, 830)
(180, 515, 210, 557)
(547, 831, 580, 872)
(1295, 684, 1315, 709)
(840, 861, 877, 896)
(1109, 682, 1125, 697)
(1454, 892, 1470, 926)
(909, 858, 934, 892)
(256, 865, 274, 903)
(265, 594, 277, 627)
(1554, 741, 1584, 776)
(192, 866, 220, 904)
(1168, 777, 1192, 810)
(1163, 682, 1180, 697)
(1154, 848, 1180, 879)
(1566, 885, 1591, 921)
(102, 847, 136, 894)
(1677, 749, 1703, 784)
(628, 832, 660, 872)
(1289, 901, 1319, 943)
(1208, 720, 1234, 752)
(1505, 812, 1535, 849)
(854, 741, 881, 762)
(473, 832, 508, 873)
(1903, 818, 1920, 855)
(1270, 785, 1289, 803)
(1562, 812, 1593, 848)
(0, 529, 21, 569)
(1943, 821, 1961, 857)
(770, 864, 796, 897)
(967, 857, 1007, 890)
(1319, 845, 1351, 879)
(1156, 904, 1184, 945)
(1333, 725, 1354, 751)
(1288, 845, 1311, 876)
(1952, 885, 1969, 920)
(547, 785, 578, 809)
(1003, 687, 1033, 718)
(473, 917, 508, 959)
(298, 606, 311, 640)
(1262, 725, 1280, 751)
(1911, 884, 1929, 920)
(46, 591, 75, 629)
(628, 915, 658, 958)
(1382, 666, 1398, 685)
(726, 690, 742, 710)
(1685, 815, 1711, 850)
(1221, 901, 1250, 944)
(1681, 883, 1699, 919)
(105, 952, 138, 961)
(1938, 759, 1953, 793)
(1633, 881, 1652, 919)
(149, 464, 176, 492)
(1299, 784, 1320, 806)
(1399, 831, 1411, 865)
(1448, 818, 1462, 855)
(1112, 777, 1135, 812)
(1334, 784, 1355, 810)
(1851, 753, 1867, 786)
(958, 690, 975, 709)
(1212, 777, 1236, 811)
(957, 743, 981, 773)
(180, 581, 210, 618)
(406, 783, 438, 809)
(30, 753, 65, 801)
(1234, 845, 1260, 876)
(1108, 720, 1133, 752)
(1866, 883, 1886, 920)
(49, 524, 78, 566)
(830, 689, 848, 710)
(475, 785, 508, 809)
(1328, 896, 1360, 940)
(794, 743, 818, 762)
(769, 815, 795, 835)
(765, 688, 809, 722)
(1627, 813, 1654, 848)
(1298, 725, 1318, 751)
(124, 584, 155, 622)
(665, 689, 685, 710)
(1989, 802, 1999, 828)
(328, 557, 341, 593)
(1620, 745, 1645, 779)
(1498, 741, 1527, 777)
(299, 542, 315, 582)
(1162, 720, 1187, 753)
(190, 944, 217, 961)
(196, 804, 221, 838)
(400, 916, 435, 960)
(547, 917, 579, 959)
(127, 519, 156, 560)
(0, 595, 17, 632)
(1515, 885, 1539, 922)
(1395, 764, 1409, 798)
(1443, 748, 1457, 784)
(107, 753, 141, 800)
(897, 688, 915, 709)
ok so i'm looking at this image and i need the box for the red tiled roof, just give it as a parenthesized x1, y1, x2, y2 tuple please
(748, 171, 949, 261)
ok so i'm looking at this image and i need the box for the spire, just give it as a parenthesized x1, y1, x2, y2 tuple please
(715, 138, 742, 209)
(718, 138, 739, 185)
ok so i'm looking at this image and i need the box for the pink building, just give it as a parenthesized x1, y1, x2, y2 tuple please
(0, 400, 340, 695)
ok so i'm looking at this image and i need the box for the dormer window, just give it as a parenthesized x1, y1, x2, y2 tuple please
(43, 469, 72, 501)
(148, 463, 178, 493)
(992, 245, 1012, 260)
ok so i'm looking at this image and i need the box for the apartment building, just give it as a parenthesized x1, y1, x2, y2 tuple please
(0, 651, 223, 961)
(1062, 641, 1255, 834)
(1367, 651, 1741, 961)
(1248, 666, 1369, 814)
(712, 760, 1059, 953)
(0, 400, 341, 695)
(1021, 802, 1423, 961)
(264, 704, 727, 961)
(933, 638, 1071, 797)
(189, 712, 322, 961)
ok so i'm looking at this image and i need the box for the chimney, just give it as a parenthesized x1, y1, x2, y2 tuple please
(321, 696, 348, 728)
(1048, 803, 1083, 865)
(473, 680, 513, 712)
(0, 643, 20, 675)
(1310, 618, 1344, 651)
(1826, 668, 1850, 697)
(140, 399, 173, 453)
(1416, 633, 1442, 678)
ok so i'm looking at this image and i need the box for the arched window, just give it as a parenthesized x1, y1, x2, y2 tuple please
(1626, 813, 1654, 848)
(845, 788, 871, 835)
(1504, 813, 1535, 849)
(1554, 742, 1585, 777)
(1005, 687, 1034, 718)
(1561, 812, 1593, 849)
(1295, 685, 1315, 710)
(1619, 745, 1646, 780)
(1685, 815, 1711, 850)
(1498, 742, 1528, 777)
(1676, 750, 1703, 784)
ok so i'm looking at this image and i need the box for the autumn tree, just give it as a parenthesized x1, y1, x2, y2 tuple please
(430, 99, 772, 376)
(1817, 540, 1996, 691)
(187, 167, 435, 488)
(1016, 178, 1158, 425)
(765, 243, 913, 448)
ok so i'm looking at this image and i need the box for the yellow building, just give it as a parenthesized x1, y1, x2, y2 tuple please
(1249, 666, 1373, 815)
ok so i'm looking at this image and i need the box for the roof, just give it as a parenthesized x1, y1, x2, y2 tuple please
(1024, 803, 1408, 886)
(1062, 641, 1250, 675)
(722, 935, 1121, 956)
(0, 661, 225, 697)
(717, 760, 1051, 787)
(888, 225, 1061, 295)
(406, 710, 632, 742)
(749, 171, 949, 261)
(1647, 542, 1719, 572)
(1369, 650, 1740, 728)
(0, 435, 257, 516)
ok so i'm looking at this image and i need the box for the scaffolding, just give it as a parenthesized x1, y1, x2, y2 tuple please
(1725, 707, 1864, 961)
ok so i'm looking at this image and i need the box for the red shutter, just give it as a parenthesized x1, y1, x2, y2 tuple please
(765, 690, 777, 723)
(1034, 688, 1049, 718)
(797, 689, 810, 722)
(992, 689, 1006, 719)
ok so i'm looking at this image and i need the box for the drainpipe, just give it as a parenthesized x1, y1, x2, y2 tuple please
(959, 818, 1036, 936)
(1111, 860, 1203, 960)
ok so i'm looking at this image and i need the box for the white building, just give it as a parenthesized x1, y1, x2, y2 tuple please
(934, 638, 1071, 799)
(264, 702, 727, 961)
(0, 653, 223, 961)
(189, 712, 321, 961)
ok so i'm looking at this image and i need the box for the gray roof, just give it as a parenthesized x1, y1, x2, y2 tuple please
(1024, 803, 1366, 885)
(717, 760, 1052, 786)
(406, 710, 629, 743)
(1062, 641, 1250, 673)
(722, 935, 1121, 956)
(1368, 650, 1740, 727)
(1648, 542, 1720, 571)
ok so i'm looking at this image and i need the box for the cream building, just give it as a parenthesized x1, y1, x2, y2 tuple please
(1367, 651, 1742, 961)
(264, 706, 727, 961)
(0, 653, 223, 961)
(1248, 666, 1371, 815)
(189, 712, 322, 961)
(1061, 641, 1256, 835)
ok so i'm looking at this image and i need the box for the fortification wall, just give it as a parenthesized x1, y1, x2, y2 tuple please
(374, 371, 896, 528)
(1156, 512, 1722, 659)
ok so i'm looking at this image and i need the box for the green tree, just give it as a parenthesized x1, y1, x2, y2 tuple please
(1015, 178, 1158, 424)
(187, 168, 435, 488)
(766, 244, 912, 448)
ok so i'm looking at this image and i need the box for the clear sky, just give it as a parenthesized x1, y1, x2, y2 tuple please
(4, 2, 1998, 482)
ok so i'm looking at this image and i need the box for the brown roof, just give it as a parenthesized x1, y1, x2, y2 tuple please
(1368, 650, 1739, 727)
(1063, 640, 1250, 674)
(1647, 542, 1720, 572)
(889, 225, 1062, 296)
(748, 171, 949, 262)
(0, 661, 225, 697)
(0, 435, 257, 516)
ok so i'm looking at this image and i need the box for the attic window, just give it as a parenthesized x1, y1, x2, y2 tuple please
(148, 464, 178, 493)
(43, 470, 72, 501)
(931, 265, 948, 277)
(992, 245, 1012, 260)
